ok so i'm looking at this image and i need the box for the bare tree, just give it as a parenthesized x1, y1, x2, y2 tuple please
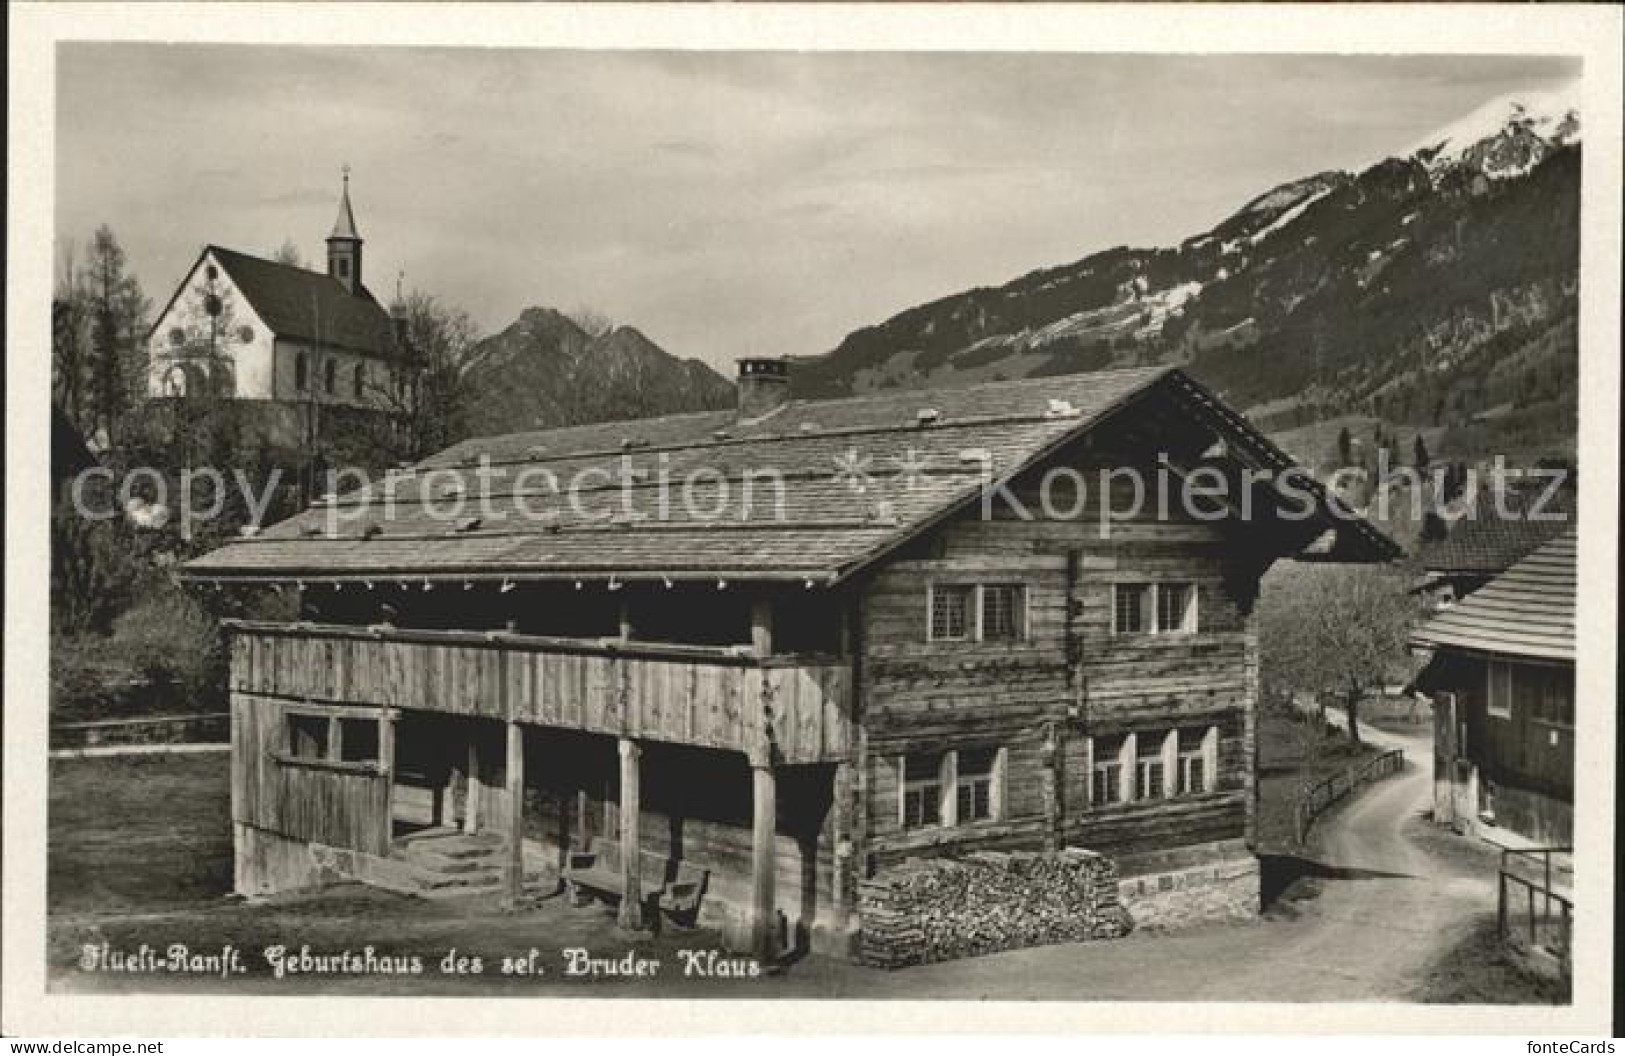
(272, 238, 306, 268)
(1258, 562, 1418, 745)
(361, 291, 481, 463)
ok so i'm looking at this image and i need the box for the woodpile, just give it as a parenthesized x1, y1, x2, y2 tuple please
(857, 848, 1129, 968)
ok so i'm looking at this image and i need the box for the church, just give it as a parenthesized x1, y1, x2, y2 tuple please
(145, 172, 410, 410)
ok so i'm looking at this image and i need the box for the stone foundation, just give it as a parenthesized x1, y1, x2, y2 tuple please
(1115, 842, 1260, 932)
(856, 848, 1127, 969)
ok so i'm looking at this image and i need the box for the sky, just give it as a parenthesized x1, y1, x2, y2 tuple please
(55, 47, 1581, 374)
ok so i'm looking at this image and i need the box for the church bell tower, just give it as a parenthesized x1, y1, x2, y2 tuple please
(326, 165, 363, 295)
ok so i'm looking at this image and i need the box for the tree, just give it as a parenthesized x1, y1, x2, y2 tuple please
(1336, 425, 1352, 467)
(1413, 434, 1431, 470)
(272, 239, 307, 268)
(76, 225, 150, 446)
(360, 290, 481, 464)
(1257, 562, 1418, 745)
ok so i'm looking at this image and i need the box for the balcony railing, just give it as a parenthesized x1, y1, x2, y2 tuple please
(225, 620, 852, 764)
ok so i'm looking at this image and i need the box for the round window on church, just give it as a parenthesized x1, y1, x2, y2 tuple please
(238, 325, 254, 344)
(168, 327, 185, 347)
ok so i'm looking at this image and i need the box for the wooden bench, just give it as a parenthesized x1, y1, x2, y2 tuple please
(563, 838, 709, 923)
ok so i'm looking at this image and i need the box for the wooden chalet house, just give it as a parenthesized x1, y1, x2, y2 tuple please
(184, 361, 1397, 960)
(1413, 529, 1575, 845)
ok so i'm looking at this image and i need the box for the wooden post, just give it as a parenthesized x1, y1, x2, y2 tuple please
(503, 720, 525, 907)
(463, 736, 481, 834)
(750, 760, 777, 963)
(751, 596, 773, 656)
(617, 738, 644, 930)
(380, 713, 396, 849)
(618, 598, 634, 643)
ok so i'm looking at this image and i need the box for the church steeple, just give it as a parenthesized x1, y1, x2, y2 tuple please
(326, 165, 363, 295)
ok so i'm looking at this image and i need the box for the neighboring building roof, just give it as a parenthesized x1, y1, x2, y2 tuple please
(182, 366, 1401, 584)
(1411, 529, 1575, 663)
(1420, 481, 1575, 576)
(152, 246, 400, 358)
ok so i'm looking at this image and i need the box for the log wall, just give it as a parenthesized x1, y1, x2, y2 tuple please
(856, 418, 1266, 874)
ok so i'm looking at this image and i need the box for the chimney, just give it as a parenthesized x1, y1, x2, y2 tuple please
(737, 358, 790, 419)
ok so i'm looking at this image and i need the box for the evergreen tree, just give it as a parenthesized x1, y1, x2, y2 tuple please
(1336, 425, 1352, 467)
(1413, 434, 1431, 469)
(74, 225, 150, 445)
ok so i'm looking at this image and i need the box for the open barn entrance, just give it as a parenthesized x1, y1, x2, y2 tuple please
(390, 711, 506, 838)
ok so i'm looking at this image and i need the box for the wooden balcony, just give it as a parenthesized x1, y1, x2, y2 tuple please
(225, 620, 853, 764)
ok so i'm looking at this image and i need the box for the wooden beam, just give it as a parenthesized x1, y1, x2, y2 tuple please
(503, 720, 525, 907)
(617, 738, 644, 930)
(751, 596, 773, 656)
(750, 761, 777, 963)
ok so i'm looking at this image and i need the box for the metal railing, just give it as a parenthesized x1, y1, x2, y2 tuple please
(1294, 747, 1406, 844)
(1498, 845, 1572, 973)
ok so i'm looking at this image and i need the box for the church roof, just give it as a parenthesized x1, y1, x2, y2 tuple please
(196, 246, 399, 357)
(182, 367, 1400, 585)
(1411, 529, 1575, 663)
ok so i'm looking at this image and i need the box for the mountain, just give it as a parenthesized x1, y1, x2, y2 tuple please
(461, 307, 735, 434)
(791, 91, 1581, 467)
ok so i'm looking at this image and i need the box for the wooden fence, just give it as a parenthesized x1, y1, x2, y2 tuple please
(50, 712, 230, 750)
(1294, 747, 1406, 844)
(1498, 845, 1572, 975)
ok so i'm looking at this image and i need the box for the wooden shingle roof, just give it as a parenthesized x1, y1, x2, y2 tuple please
(183, 366, 1399, 584)
(1420, 482, 1575, 575)
(1411, 529, 1575, 662)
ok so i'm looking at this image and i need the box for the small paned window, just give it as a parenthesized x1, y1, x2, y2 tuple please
(929, 585, 972, 641)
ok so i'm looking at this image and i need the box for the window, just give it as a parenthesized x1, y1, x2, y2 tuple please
(286, 714, 328, 761)
(1533, 667, 1573, 727)
(1091, 735, 1126, 806)
(168, 327, 185, 347)
(900, 747, 1004, 829)
(1115, 582, 1198, 635)
(980, 585, 1025, 641)
(1156, 583, 1194, 633)
(930, 584, 1027, 642)
(294, 351, 309, 391)
(284, 710, 383, 766)
(1114, 584, 1146, 634)
(1137, 754, 1165, 800)
(901, 754, 943, 829)
(336, 258, 349, 279)
(337, 717, 380, 763)
(929, 585, 972, 641)
(353, 362, 367, 398)
(1177, 728, 1210, 795)
(1487, 661, 1513, 720)
(324, 359, 337, 395)
(955, 747, 1000, 823)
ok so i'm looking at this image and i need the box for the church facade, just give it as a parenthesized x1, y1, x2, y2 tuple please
(145, 174, 410, 411)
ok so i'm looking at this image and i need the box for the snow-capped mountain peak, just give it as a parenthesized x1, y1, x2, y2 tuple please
(1408, 86, 1581, 181)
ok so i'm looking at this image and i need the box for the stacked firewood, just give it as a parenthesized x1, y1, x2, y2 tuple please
(857, 848, 1130, 968)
